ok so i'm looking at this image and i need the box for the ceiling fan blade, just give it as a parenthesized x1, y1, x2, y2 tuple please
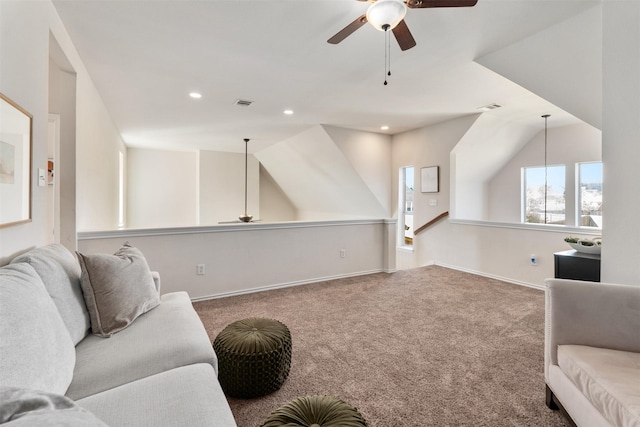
(392, 20, 416, 51)
(327, 14, 368, 44)
(406, 0, 477, 8)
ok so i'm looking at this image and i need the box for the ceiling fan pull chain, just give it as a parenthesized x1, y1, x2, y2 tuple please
(383, 24, 390, 85)
(388, 24, 392, 78)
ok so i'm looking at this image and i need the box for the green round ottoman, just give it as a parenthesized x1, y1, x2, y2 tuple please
(261, 395, 368, 427)
(213, 317, 292, 398)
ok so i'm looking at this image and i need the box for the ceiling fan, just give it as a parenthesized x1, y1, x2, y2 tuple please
(327, 0, 478, 51)
(219, 138, 260, 224)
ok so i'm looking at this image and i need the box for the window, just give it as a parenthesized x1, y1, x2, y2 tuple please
(523, 165, 566, 224)
(399, 166, 414, 246)
(578, 162, 603, 228)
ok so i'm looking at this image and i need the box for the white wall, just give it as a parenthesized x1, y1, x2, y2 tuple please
(127, 148, 198, 228)
(199, 150, 259, 225)
(259, 164, 297, 222)
(256, 125, 388, 221)
(48, 43, 77, 249)
(0, 1, 121, 262)
(78, 220, 390, 299)
(393, 115, 478, 223)
(488, 123, 601, 224)
(477, 6, 602, 130)
(601, 1, 640, 284)
(75, 68, 127, 232)
(324, 125, 392, 216)
(391, 116, 602, 287)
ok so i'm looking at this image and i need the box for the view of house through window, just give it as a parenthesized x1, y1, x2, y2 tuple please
(522, 162, 603, 228)
(578, 162, 603, 227)
(523, 165, 566, 225)
(400, 166, 414, 246)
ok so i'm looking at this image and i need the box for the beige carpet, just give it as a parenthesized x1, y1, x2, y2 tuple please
(194, 266, 571, 427)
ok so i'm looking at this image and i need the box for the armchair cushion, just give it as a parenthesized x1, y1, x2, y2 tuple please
(558, 345, 640, 427)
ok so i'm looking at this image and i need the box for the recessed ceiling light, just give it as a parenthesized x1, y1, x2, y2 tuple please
(283, 109, 294, 115)
(381, 125, 389, 130)
(189, 92, 202, 99)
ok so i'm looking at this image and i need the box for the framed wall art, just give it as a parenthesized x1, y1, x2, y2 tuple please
(0, 93, 32, 228)
(420, 166, 439, 193)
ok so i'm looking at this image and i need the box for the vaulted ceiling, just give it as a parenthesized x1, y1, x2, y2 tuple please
(52, 0, 600, 154)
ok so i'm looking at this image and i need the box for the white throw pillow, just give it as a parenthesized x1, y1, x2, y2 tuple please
(11, 244, 91, 345)
(0, 263, 76, 395)
(0, 387, 108, 426)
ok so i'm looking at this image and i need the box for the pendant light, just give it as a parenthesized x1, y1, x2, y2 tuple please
(238, 138, 253, 223)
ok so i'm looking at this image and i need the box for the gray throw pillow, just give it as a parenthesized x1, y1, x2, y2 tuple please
(76, 243, 160, 338)
(0, 387, 108, 426)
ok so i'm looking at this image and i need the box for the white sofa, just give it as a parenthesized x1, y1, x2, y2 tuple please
(544, 278, 640, 427)
(0, 244, 237, 426)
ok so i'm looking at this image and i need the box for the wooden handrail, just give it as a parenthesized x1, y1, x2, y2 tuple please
(414, 211, 449, 235)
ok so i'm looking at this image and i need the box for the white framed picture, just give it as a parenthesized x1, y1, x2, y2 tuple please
(421, 166, 439, 193)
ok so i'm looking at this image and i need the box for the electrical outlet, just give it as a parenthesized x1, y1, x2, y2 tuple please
(340, 249, 346, 258)
(530, 255, 538, 266)
(196, 264, 205, 275)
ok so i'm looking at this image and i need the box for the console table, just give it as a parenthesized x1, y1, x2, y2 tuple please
(554, 250, 601, 282)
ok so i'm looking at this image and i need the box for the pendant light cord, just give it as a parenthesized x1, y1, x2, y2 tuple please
(244, 138, 249, 216)
(542, 114, 550, 224)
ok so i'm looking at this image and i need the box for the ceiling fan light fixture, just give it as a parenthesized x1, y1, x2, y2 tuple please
(366, 0, 407, 31)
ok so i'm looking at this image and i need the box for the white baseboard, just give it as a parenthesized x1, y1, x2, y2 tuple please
(434, 262, 545, 291)
(191, 269, 386, 302)
(191, 264, 543, 303)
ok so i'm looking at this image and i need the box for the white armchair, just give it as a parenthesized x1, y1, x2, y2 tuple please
(544, 278, 640, 427)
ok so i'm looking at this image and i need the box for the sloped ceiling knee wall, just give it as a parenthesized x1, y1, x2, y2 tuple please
(255, 125, 390, 220)
(476, 6, 602, 130)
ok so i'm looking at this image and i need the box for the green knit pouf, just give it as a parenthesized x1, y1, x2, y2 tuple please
(213, 318, 292, 398)
(261, 395, 368, 427)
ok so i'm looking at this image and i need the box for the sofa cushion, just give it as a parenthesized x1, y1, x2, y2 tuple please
(77, 364, 237, 427)
(76, 243, 160, 337)
(66, 292, 218, 400)
(11, 244, 91, 345)
(0, 263, 75, 395)
(558, 344, 640, 427)
(0, 387, 108, 426)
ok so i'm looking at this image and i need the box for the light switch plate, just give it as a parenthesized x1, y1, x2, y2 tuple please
(38, 168, 46, 187)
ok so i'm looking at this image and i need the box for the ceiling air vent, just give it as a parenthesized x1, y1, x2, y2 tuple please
(235, 99, 253, 107)
(477, 103, 502, 112)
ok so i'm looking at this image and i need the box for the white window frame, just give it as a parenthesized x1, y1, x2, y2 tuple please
(522, 164, 566, 225)
(576, 161, 603, 229)
(398, 166, 414, 249)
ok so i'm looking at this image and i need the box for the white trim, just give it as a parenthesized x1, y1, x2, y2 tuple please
(435, 262, 546, 291)
(190, 269, 387, 302)
(448, 218, 601, 236)
(78, 218, 388, 240)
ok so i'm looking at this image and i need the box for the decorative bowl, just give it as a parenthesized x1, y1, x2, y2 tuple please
(568, 238, 601, 255)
